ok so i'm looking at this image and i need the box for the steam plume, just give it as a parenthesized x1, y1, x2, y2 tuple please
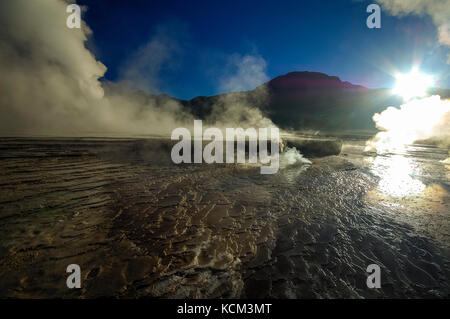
(377, 0, 450, 62)
(0, 0, 279, 137)
(219, 54, 270, 93)
(208, 54, 276, 129)
(0, 0, 192, 136)
(365, 95, 450, 152)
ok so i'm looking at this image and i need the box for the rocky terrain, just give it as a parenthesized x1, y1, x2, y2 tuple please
(0, 138, 449, 298)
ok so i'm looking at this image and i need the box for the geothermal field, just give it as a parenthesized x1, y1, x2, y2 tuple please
(1, 0, 450, 303)
(0, 136, 448, 298)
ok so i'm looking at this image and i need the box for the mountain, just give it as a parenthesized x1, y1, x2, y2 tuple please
(178, 71, 404, 132)
(261, 71, 391, 131)
(135, 71, 450, 132)
(267, 71, 365, 90)
(262, 72, 448, 132)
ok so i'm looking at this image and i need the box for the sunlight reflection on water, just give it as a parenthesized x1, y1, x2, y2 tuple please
(366, 155, 426, 197)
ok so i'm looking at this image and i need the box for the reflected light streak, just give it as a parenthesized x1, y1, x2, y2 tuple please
(366, 155, 425, 197)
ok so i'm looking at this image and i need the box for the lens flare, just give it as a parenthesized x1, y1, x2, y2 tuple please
(393, 69, 434, 101)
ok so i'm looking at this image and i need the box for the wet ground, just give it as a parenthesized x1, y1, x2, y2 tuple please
(0, 137, 449, 298)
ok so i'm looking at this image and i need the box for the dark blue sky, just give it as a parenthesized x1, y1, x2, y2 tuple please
(78, 0, 450, 99)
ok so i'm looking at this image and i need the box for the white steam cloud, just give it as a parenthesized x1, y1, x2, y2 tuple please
(365, 95, 450, 152)
(208, 53, 275, 129)
(207, 53, 309, 167)
(219, 54, 270, 93)
(0, 0, 281, 138)
(118, 23, 184, 94)
(365, 1, 450, 158)
(279, 147, 312, 169)
(377, 0, 450, 62)
(0, 0, 195, 136)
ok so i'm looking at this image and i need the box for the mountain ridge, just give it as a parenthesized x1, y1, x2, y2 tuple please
(133, 71, 450, 132)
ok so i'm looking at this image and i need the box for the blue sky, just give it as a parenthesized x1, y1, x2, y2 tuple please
(78, 0, 450, 99)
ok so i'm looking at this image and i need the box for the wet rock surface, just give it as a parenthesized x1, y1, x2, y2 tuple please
(285, 137, 342, 157)
(0, 138, 449, 298)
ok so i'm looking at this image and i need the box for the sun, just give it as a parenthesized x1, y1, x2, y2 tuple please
(393, 68, 434, 100)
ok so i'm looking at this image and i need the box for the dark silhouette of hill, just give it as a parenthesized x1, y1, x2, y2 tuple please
(179, 71, 405, 132)
(133, 71, 450, 132)
(260, 71, 397, 131)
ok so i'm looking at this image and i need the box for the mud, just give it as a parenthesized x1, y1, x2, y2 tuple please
(0, 138, 448, 298)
